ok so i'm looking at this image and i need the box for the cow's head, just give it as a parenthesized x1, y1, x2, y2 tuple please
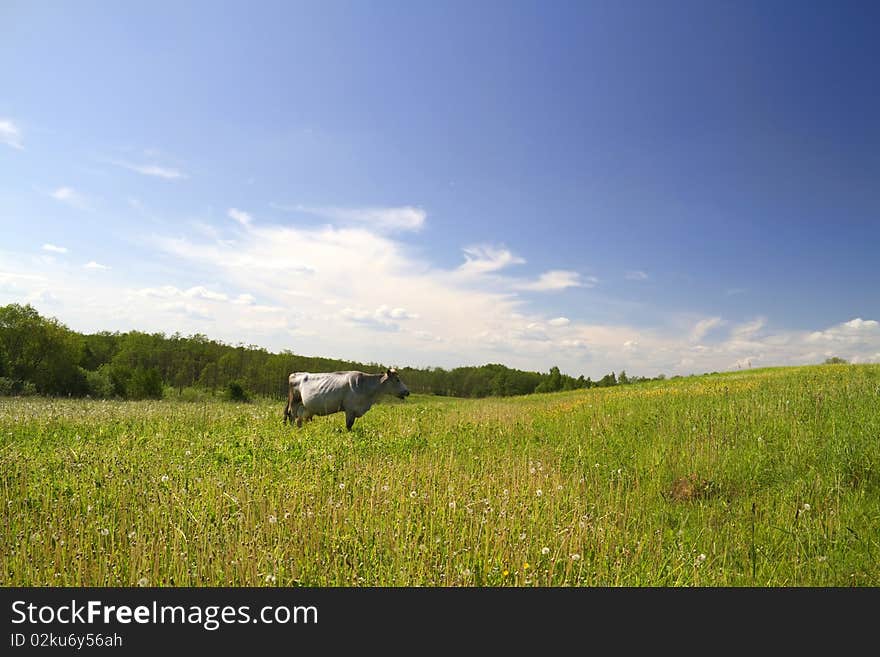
(381, 367, 410, 399)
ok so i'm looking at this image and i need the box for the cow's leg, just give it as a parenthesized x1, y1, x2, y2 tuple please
(345, 409, 356, 431)
(283, 389, 292, 425)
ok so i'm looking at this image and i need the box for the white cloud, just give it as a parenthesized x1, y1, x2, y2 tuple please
(458, 245, 526, 275)
(0, 118, 23, 150)
(5, 213, 880, 378)
(806, 317, 879, 344)
(279, 204, 426, 232)
(42, 243, 68, 254)
(515, 270, 589, 292)
(113, 161, 187, 180)
(843, 318, 879, 331)
(84, 261, 110, 270)
(731, 317, 766, 340)
(228, 208, 253, 226)
(50, 186, 89, 209)
(690, 317, 724, 342)
(625, 270, 648, 281)
(137, 285, 230, 301)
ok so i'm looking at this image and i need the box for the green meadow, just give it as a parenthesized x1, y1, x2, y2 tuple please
(2, 364, 878, 586)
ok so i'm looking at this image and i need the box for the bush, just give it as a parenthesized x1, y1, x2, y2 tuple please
(127, 367, 164, 400)
(179, 386, 211, 403)
(225, 380, 250, 402)
(824, 356, 849, 365)
(0, 377, 14, 396)
(84, 367, 115, 398)
(0, 378, 37, 396)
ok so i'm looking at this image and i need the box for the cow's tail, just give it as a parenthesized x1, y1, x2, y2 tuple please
(283, 372, 303, 426)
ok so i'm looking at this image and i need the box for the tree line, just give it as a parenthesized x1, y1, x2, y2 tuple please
(0, 303, 662, 400)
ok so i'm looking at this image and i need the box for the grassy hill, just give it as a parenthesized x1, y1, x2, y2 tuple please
(2, 363, 878, 586)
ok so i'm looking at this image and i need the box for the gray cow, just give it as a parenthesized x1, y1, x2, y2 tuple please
(283, 369, 410, 430)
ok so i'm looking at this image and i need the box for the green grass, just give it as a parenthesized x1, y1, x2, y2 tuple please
(2, 364, 879, 586)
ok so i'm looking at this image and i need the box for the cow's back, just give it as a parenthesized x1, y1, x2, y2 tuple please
(297, 371, 359, 414)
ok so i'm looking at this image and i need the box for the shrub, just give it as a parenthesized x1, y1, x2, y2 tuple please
(127, 367, 164, 400)
(225, 380, 250, 402)
(84, 367, 115, 398)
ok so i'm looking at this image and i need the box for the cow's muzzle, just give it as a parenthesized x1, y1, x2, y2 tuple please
(399, 390, 410, 399)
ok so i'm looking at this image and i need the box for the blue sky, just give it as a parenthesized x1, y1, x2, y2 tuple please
(1, 0, 878, 377)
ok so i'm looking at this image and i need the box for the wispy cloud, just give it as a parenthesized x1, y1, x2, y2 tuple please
(0, 118, 24, 150)
(275, 204, 426, 232)
(112, 160, 187, 180)
(84, 261, 110, 270)
(625, 270, 649, 281)
(458, 245, 525, 275)
(42, 243, 68, 254)
(5, 209, 879, 377)
(228, 208, 253, 226)
(50, 186, 89, 210)
(690, 316, 724, 342)
(515, 270, 591, 292)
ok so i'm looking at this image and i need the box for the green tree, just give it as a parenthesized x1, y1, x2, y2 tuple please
(127, 367, 163, 399)
(0, 303, 85, 395)
(199, 362, 219, 394)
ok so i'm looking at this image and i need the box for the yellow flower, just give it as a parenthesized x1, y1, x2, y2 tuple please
(523, 562, 530, 570)
(502, 569, 509, 577)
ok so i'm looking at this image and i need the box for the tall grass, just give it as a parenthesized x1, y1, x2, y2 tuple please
(2, 364, 878, 586)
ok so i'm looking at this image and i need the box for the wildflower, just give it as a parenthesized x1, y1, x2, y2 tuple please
(696, 553, 707, 566)
(448, 501, 456, 509)
(160, 475, 169, 483)
(817, 556, 827, 563)
(137, 577, 149, 587)
(523, 562, 530, 570)
(519, 532, 527, 540)
(557, 485, 563, 491)
(570, 553, 581, 561)
(530, 467, 536, 474)
(382, 485, 389, 492)
(536, 489, 543, 497)
(802, 503, 811, 512)
(265, 574, 276, 584)
(98, 528, 109, 536)
(502, 489, 509, 497)
(502, 569, 509, 577)
(409, 490, 417, 498)
(268, 515, 277, 524)
(541, 547, 550, 556)
(185, 450, 191, 456)
(338, 483, 345, 490)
